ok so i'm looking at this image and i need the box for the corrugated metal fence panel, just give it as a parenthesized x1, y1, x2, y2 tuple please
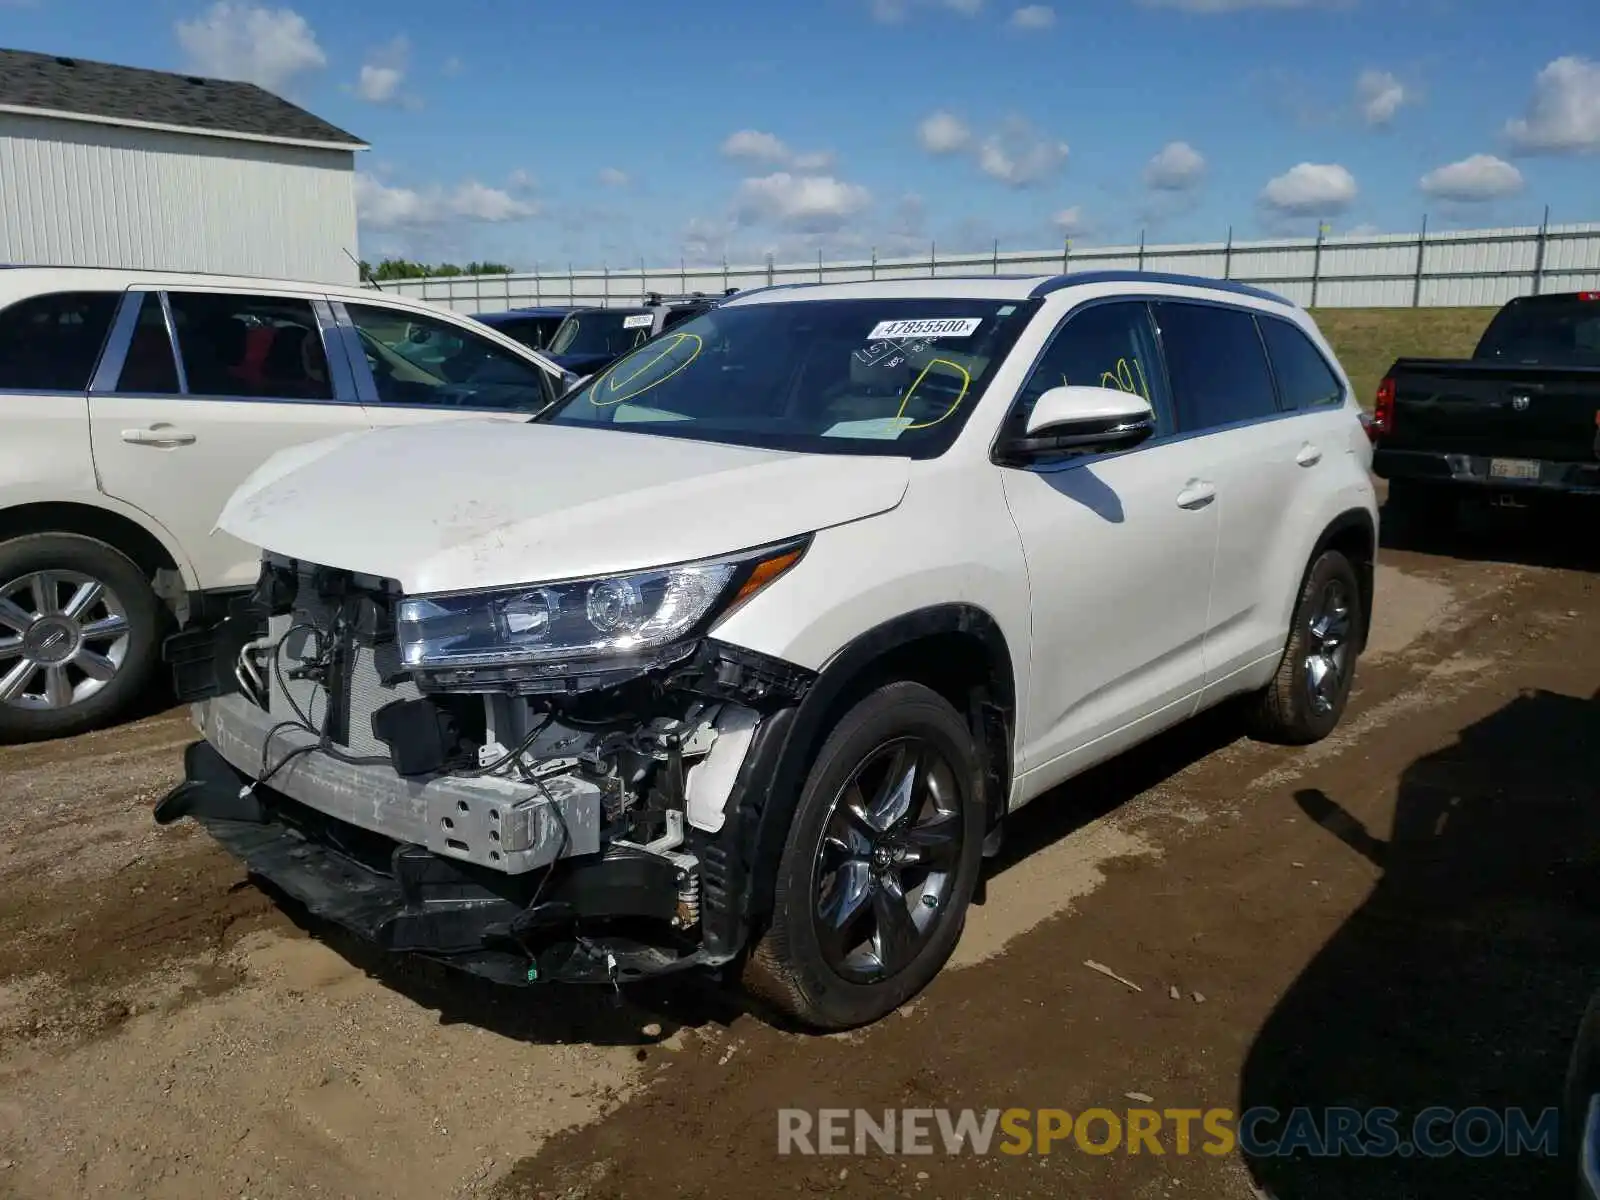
(0, 112, 359, 284)
(372, 221, 1600, 310)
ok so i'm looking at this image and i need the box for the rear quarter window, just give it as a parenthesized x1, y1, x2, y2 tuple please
(1259, 316, 1344, 410)
(0, 291, 120, 392)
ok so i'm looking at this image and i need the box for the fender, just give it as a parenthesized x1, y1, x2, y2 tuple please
(688, 604, 1015, 963)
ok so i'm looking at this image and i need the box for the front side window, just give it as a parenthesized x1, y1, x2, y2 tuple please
(0, 290, 119, 392)
(1007, 300, 1174, 440)
(1153, 302, 1279, 432)
(543, 297, 1040, 457)
(548, 309, 653, 357)
(1259, 316, 1344, 410)
(166, 292, 333, 400)
(346, 303, 553, 411)
(115, 293, 181, 394)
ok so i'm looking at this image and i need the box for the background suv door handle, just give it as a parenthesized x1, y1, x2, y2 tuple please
(1295, 443, 1323, 467)
(1176, 479, 1216, 509)
(121, 426, 196, 447)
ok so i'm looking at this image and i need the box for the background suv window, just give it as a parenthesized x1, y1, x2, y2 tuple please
(1259, 316, 1344, 410)
(166, 292, 333, 401)
(1154, 301, 1279, 432)
(346, 303, 552, 411)
(0, 291, 119, 392)
(1009, 300, 1174, 440)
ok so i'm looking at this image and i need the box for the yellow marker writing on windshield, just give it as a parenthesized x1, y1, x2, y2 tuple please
(588, 332, 703, 408)
(895, 358, 972, 429)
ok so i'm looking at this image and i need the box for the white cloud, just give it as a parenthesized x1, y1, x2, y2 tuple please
(356, 173, 539, 230)
(870, 0, 983, 21)
(719, 129, 834, 172)
(508, 169, 536, 191)
(174, 1, 326, 93)
(355, 36, 409, 105)
(1259, 162, 1358, 216)
(1505, 56, 1600, 154)
(1143, 140, 1206, 190)
(976, 118, 1070, 187)
(1052, 206, 1092, 236)
(598, 167, 631, 188)
(1419, 154, 1525, 202)
(1009, 4, 1056, 28)
(1355, 68, 1406, 127)
(441, 55, 462, 76)
(1136, 0, 1335, 9)
(917, 110, 972, 154)
(734, 172, 872, 231)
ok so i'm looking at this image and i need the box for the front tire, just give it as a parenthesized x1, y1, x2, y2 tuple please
(741, 681, 986, 1030)
(1246, 548, 1364, 746)
(0, 534, 167, 743)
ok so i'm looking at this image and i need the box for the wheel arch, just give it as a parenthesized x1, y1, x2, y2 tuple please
(0, 501, 191, 618)
(730, 603, 1017, 935)
(1309, 506, 1377, 654)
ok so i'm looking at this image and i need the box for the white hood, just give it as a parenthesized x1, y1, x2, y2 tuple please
(217, 419, 910, 594)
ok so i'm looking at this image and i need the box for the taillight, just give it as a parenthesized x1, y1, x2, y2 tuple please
(1369, 376, 1395, 441)
(1581, 291, 1600, 302)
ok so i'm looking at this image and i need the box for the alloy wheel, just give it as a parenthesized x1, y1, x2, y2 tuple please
(0, 571, 132, 711)
(1304, 577, 1353, 716)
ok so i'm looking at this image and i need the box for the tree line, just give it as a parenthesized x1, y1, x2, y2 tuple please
(358, 259, 515, 282)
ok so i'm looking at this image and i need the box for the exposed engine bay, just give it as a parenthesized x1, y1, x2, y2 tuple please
(156, 555, 814, 987)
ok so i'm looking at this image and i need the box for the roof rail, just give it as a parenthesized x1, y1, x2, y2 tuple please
(1028, 269, 1292, 306)
(642, 287, 740, 305)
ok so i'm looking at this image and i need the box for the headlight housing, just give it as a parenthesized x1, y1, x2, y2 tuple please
(396, 538, 807, 693)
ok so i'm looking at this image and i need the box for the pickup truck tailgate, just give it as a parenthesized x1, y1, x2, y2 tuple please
(1385, 361, 1600, 463)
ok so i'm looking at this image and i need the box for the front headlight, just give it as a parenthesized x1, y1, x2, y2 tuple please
(396, 538, 807, 693)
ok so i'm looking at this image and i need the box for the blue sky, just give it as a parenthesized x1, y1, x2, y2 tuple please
(4, 0, 1598, 269)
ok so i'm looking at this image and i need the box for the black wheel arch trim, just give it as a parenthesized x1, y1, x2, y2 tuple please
(688, 604, 1016, 965)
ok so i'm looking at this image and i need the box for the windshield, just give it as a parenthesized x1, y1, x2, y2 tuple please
(1474, 295, 1600, 366)
(540, 297, 1040, 457)
(548, 309, 652, 357)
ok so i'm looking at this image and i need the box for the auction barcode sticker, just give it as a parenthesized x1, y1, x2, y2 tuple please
(867, 317, 982, 341)
(622, 314, 654, 329)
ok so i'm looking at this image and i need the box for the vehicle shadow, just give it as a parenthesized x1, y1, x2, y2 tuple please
(1379, 490, 1600, 573)
(258, 883, 745, 1048)
(1239, 687, 1600, 1199)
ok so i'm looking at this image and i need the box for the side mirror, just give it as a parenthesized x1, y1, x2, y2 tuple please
(1002, 385, 1156, 462)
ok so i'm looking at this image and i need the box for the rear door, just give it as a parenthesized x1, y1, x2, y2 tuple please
(88, 288, 374, 591)
(331, 298, 561, 428)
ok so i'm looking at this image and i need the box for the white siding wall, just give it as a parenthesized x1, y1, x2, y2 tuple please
(0, 113, 358, 284)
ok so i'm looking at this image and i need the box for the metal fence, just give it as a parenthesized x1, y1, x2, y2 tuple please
(371, 215, 1600, 313)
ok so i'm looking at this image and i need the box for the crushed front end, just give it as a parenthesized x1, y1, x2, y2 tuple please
(156, 548, 813, 987)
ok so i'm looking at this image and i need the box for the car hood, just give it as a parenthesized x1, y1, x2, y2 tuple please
(216, 419, 910, 594)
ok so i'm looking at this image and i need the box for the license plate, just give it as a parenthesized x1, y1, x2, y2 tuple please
(1489, 457, 1541, 480)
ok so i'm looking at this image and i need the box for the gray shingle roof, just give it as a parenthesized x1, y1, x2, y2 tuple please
(0, 47, 366, 149)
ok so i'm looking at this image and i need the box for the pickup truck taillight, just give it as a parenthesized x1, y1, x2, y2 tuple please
(1369, 376, 1395, 441)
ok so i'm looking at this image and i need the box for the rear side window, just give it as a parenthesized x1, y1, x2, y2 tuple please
(0, 291, 119, 392)
(1474, 295, 1600, 366)
(166, 292, 334, 400)
(1259, 317, 1344, 410)
(1154, 302, 1279, 432)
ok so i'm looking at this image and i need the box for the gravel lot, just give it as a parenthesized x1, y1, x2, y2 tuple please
(2, 494, 1597, 1200)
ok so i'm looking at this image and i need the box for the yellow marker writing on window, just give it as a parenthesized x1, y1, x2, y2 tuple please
(587, 332, 703, 408)
(895, 357, 971, 429)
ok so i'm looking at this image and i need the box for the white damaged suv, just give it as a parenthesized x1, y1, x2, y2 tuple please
(156, 272, 1378, 1029)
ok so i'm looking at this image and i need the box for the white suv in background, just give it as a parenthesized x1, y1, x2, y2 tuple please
(0, 268, 574, 741)
(155, 271, 1378, 1029)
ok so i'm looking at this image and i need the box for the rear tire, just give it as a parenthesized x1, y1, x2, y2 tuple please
(0, 534, 167, 744)
(1246, 548, 1364, 746)
(740, 681, 985, 1030)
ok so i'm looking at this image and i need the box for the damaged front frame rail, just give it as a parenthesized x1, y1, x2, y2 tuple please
(155, 587, 819, 988)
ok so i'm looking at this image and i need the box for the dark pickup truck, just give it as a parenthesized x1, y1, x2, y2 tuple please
(1370, 291, 1600, 520)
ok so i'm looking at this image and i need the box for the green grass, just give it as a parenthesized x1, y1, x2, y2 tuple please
(1309, 306, 1499, 410)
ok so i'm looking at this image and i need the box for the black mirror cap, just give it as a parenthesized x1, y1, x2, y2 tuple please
(997, 415, 1155, 465)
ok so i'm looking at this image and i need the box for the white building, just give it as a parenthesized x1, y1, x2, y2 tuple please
(0, 47, 367, 284)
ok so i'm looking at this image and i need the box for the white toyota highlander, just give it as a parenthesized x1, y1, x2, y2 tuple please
(156, 271, 1378, 1029)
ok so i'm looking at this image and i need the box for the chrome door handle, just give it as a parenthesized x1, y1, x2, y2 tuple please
(1176, 479, 1216, 510)
(121, 427, 196, 447)
(1296, 443, 1323, 467)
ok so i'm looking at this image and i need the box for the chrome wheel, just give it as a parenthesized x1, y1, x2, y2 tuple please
(813, 737, 964, 984)
(0, 571, 132, 711)
(1304, 577, 1353, 716)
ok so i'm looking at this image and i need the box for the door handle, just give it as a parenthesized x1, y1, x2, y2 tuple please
(1176, 479, 1216, 510)
(121, 426, 196, 447)
(1296, 443, 1323, 467)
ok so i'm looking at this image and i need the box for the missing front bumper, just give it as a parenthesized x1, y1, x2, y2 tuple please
(156, 740, 708, 985)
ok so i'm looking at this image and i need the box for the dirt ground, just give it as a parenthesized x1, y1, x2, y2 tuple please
(2, 495, 1598, 1200)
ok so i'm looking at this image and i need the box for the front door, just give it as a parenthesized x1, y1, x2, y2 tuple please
(88, 289, 374, 590)
(998, 299, 1219, 784)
